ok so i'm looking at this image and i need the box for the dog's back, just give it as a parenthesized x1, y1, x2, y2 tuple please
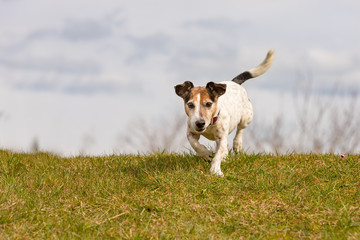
(216, 81, 253, 134)
(215, 49, 274, 132)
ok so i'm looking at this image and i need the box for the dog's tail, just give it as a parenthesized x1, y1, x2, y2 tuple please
(232, 49, 274, 85)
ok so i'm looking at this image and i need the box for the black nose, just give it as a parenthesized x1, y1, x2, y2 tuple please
(195, 120, 205, 129)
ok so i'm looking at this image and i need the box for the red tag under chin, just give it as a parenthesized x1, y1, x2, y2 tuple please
(211, 116, 218, 124)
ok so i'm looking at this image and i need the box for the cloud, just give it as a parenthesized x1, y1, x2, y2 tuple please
(60, 19, 114, 41)
(125, 33, 171, 63)
(2, 1, 358, 95)
(0, 56, 101, 75)
(307, 49, 353, 72)
(24, 18, 114, 43)
(62, 78, 144, 95)
(184, 18, 249, 36)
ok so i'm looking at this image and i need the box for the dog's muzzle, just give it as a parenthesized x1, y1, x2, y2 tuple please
(195, 119, 206, 132)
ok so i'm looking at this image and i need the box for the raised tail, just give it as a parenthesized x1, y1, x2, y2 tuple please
(232, 49, 274, 85)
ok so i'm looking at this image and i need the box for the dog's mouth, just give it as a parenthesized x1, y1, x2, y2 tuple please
(196, 127, 206, 133)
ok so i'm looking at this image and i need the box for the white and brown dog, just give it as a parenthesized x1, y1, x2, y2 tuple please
(175, 49, 274, 176)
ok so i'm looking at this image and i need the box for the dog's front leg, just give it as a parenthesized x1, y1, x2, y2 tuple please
(210, 137, 228, 177)
(187, 131, 212, 162)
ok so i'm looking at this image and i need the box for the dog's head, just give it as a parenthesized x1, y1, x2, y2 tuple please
(175, 81, 226, 133)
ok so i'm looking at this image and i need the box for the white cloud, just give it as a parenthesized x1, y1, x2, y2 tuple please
(61, 19, 114, 41)
(307, 49, 353, 72)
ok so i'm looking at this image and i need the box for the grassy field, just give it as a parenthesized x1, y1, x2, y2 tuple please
(0, 150, 359, 239)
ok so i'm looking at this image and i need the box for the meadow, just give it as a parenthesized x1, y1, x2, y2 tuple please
(0, 150, 359, 239)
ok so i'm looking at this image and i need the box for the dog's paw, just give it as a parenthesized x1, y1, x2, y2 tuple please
(201, 154, 212, 162)
(210, 166, 224, 177)
(232, 147, 242, 154)
(199, 150, 213, 162)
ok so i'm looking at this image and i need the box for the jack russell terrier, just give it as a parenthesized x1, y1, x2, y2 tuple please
(175, 49, 274, 176)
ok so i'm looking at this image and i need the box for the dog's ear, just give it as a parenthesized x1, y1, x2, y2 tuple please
(174, 81, 194, 100)
(206, 82, 226, 101)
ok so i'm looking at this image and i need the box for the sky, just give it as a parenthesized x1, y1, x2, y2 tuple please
(0, 0, 359, 155)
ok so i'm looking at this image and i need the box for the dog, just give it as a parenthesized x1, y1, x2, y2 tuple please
(175, 49, 274, 176)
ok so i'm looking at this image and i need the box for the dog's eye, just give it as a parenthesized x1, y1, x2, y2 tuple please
(205, 102, 213, 108)
(187, 102, 195, 109)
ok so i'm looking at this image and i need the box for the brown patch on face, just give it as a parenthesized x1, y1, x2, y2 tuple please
(185, 87, 218, 121)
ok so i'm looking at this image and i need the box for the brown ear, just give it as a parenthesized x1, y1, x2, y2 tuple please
(206, 82, 226, 101)
(174, 81, 194, 100)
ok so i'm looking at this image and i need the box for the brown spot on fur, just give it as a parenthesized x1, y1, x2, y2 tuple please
(185, 87, 218, 121)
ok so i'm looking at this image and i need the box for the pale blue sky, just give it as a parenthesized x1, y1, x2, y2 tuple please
(0, 0, 359, 154)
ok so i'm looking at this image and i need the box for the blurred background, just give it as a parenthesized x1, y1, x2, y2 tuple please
(0, 0, 359, 155)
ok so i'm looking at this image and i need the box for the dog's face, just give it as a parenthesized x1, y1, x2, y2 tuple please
(175, 81, 226, 133)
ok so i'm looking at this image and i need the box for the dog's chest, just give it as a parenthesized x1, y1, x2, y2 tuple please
(201, 125, 218, 140)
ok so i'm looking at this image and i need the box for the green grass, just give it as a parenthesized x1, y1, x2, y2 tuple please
(0, 150, 359, 239)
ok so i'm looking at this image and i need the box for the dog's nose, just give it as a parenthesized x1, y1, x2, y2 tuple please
(195, 120, 205, 129)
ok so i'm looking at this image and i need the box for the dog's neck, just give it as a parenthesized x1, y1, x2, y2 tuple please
(210, 111, 220, 125)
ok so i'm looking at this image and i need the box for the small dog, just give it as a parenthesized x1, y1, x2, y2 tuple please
(175, 49, 274, 176)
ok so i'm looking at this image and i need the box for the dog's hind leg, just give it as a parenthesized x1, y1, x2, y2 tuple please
(233, 127, 244, 153)
(233, 99, 253, 153)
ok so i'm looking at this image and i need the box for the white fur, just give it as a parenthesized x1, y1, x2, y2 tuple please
(179, 49, 273, 176)
(189, 93, 201, 131)
(187, 81, 253, 177)
(248, 49, 274, 77)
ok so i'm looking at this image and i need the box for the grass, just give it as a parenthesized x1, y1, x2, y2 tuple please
(0, 150, 359, 239)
